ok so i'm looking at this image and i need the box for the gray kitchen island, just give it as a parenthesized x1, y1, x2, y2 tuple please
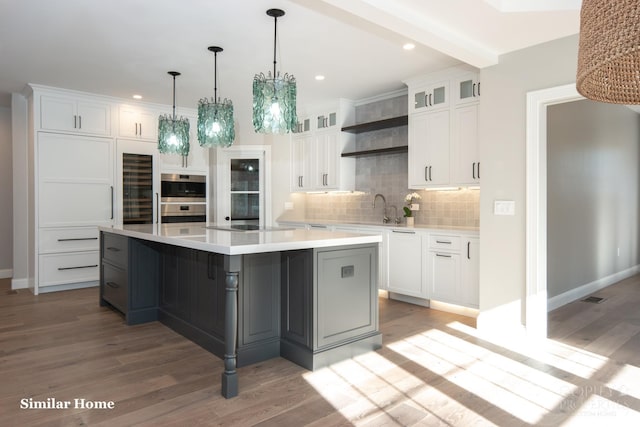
(98, 223, 382, 398)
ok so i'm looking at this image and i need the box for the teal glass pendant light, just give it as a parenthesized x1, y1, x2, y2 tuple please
(252, 8, 297, 134)
(198, 46, 235, 147)
(158, 71, 190, 156)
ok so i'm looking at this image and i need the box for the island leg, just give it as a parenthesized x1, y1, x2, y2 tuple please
(222, 255, 241, 398)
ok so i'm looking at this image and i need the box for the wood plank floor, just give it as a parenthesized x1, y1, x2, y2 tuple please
(2, 276, 640, 426)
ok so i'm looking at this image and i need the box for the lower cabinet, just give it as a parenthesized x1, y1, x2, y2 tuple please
(427, 234, 479, 308)
(280, 245, 381, 369)
(100, 233, 160, 324)
(387, 230, 427, 298)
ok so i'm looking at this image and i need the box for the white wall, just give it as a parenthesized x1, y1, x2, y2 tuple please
(0, 106, 12, 276)
(478, 35, 580, 333)
(547, 100, 640, 298)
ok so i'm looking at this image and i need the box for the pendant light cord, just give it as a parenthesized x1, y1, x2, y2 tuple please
(172, 74, 176, 120)
(214, 50, 218, 104)
(273, 14, 278, 79)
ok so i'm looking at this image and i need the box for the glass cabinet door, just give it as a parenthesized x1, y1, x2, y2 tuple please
(230, 158, 260, 224)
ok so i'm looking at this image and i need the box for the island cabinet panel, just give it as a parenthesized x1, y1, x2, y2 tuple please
(315, 246, 378, 349)
(237, 253, 281, 365)
(159, 247, 225, 344)
(281, 250, 313, 348)
(100, 233, 159, 325)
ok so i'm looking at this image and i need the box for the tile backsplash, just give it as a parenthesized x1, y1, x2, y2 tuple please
(279, 94, 480, 228)
(303, 189, 479, 228)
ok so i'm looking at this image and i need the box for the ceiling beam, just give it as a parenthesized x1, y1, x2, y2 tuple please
(318, 0, 499, 68)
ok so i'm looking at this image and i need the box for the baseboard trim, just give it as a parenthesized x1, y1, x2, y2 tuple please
(547, 264, 640, 312)
(0, 269, 13, 279)
(11, 277, 29, 290)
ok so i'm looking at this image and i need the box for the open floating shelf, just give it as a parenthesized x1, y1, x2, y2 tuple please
(341, 146, 408, 157)
(341, 115, 408, 133)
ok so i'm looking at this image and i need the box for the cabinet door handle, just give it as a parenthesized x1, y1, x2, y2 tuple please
(106, 281, 119, 289)
(155, 192, 160, 224)
(58, 264, 98, 271)
(78, 115, 82, 129)
(472, 83, 476, 97)
(467, 241, 471, 259)
(472, 162, 476, 179)
(110, 186, 114, 220)
(436, 254, 451, 258)
(58, 237, 98, 242)
(139, 122, 142, 135)
(106, 246, 121, 252)
(393, 230, 415, 234)
(477, 82, 481, 96)
(477, 162, 480, 179)
(135, 122, 138, 135)
(424, 166, 428, 182)
(429, 166, 432, 181)
(436, 240, 451, 244)
(429, 93, 433, 106)
(74, 115, 77, 129)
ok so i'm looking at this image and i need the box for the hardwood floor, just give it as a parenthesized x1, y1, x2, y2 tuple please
(2, 276, 640, 426)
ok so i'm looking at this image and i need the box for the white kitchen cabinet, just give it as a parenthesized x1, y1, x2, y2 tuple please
(36, 131, 114, 293)
(38, 133, 115, 228)
(118, 104, 160, 141)
(408, 110, 450, 188)
(405, 66, 481, 189)
(452, 104, 480, 185)
(290, 99, 355, 192)
(40, 94, 111, 136)
(461, 237, 480, 308)
(453, 72, 481, 105)
(314, 130, 339, 189)
(411, 80, 449, 113)
(428, 250, 460, 304)
(387, 229, 427, 298)
(291, 134, 314, 191)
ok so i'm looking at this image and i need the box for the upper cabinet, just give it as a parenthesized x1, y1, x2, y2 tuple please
(411, 80, 449, 113)
(290, 99, 355, 192)
(452, 72, 481, 105)
(404, 66, 481, 190)
(40, 94, 111, 136)
(118, 104, 160, 141)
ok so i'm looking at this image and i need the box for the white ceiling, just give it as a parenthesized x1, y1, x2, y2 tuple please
(0, 0, 580, 113)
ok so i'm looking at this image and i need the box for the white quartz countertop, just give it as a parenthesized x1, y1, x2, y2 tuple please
(99, 223, 382, 256)
(277, 219, 479, 236)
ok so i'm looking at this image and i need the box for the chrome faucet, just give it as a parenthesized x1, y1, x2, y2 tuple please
(373, 193, 389, 223)
(388, 205, 401, 224)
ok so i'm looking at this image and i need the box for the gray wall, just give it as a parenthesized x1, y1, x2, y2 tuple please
(478, 35, 580, 332)
(547, 100, 640, 298)
(0, 106, 12, 275)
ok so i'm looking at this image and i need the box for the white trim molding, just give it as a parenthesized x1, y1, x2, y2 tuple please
(525, 83, 583, 339)
(0, 269, 13, 279)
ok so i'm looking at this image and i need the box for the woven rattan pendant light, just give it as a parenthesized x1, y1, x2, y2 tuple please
(576, 0, 640, 104)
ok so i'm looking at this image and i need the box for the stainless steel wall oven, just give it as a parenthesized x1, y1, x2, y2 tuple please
(160, 174, 207, 223)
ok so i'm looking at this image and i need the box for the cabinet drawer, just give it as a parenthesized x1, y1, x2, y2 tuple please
(39, 227, 99, 254)
(102, 233, 128, 267)
(429, 234, 460, 251)
(102, 262, 128, 314)
(38, 252, 100, 287)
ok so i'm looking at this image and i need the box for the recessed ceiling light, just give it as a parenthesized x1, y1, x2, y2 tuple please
(132, 94, 143, 100)
(403, 43, 415, 51)
(315, 75, 325, 81)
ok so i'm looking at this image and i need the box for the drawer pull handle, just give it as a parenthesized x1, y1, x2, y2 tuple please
(106, 281, 119, 289)
(57, 264, 98, 271)
(393, 230, 416, 234)
(57, 237, 98, 242)
(106, 247, 121, 252)
(436, 254, 451, 258)
(436, 240, 452, 244)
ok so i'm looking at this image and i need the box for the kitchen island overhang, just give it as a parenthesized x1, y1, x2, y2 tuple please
(98, 223, 382, 398)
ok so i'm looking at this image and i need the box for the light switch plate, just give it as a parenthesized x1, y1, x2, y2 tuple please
(494, 200, 515, 216)
(284, 202, 294, 210)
